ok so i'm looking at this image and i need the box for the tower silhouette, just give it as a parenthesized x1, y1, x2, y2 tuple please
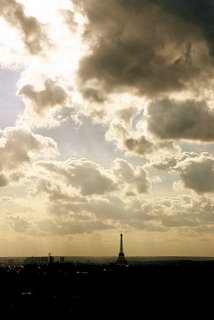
(48, 252, 53, 265)
(116, 233, 128, 266)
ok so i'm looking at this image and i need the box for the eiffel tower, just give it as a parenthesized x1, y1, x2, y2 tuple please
(116, 233, 128, 266)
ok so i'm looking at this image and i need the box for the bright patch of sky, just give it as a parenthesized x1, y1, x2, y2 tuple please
(0, 69, 24, 128)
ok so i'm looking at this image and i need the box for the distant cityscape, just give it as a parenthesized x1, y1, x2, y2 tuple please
(1, 255, 214, 267)
(0, 253, 214, 317)
(0, 232, 213, 267)
(0, 234, 213, 317)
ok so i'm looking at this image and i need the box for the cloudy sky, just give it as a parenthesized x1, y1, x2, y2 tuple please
(1, 0, 214, 257)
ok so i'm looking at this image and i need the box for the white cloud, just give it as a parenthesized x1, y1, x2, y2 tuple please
(17, 78, 70, 128)
(0, 126, 57, 186)
(112, 158, 150, 194)
(0, 0, 49, 54)
(175, 153, 214, 194)
(0, 0, 86, 128)
(36, 158, 117, 196)
(31, 191, 214, 235)
(141, 195, 214, 228)
(106, 120, 179, 157)
(34, 157, 151, 199)
(150, 152, 199, 171)
(19, 79, 68, 114)
(149, 152, 214, 194)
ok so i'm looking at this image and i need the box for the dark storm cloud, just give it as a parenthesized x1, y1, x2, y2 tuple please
(151, 0, 214, 57)
(147, 99, 214, 141)
(0, 0, 48, 54)
(78, 0, 211, 97)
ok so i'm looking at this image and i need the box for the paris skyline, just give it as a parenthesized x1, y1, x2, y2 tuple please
(1, 0, 214, 257)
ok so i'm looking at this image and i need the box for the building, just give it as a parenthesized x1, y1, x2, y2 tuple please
(116, 233, 128, 266)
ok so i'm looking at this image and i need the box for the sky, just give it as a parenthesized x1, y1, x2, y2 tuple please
(1, 0, 214, 257)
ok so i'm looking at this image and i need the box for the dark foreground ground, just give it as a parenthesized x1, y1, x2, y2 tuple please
(0, 259, 213, 319)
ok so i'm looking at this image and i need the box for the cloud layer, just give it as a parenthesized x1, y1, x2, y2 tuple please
(147, 99, 214, 141)
(19, 79, 68, 115)
(175, 153, 214, 194)
(0, 126, 57, 186)
(78, 0, 212, 97)
(0, 0, 48, 54)
(34, 157, 150, 198)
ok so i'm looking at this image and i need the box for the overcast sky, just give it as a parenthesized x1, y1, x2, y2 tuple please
(1, 0, 214, 257)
